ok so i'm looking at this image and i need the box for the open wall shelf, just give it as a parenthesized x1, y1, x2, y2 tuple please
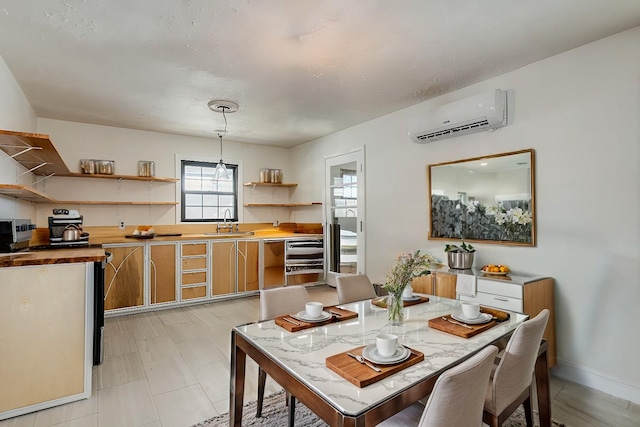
(0, 184, 177, 205)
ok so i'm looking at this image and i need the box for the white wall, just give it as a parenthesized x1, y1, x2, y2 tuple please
(290, 27, 640, 402)
(0, 54, 38, 219)
(35, 119, 292, 227)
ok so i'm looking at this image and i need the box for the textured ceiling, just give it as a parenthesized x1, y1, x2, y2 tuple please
(1, 1, 639, 147)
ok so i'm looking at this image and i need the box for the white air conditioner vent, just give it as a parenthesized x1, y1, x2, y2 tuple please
(410, 89, 508, 143)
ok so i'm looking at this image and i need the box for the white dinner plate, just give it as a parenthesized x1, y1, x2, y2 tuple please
(402, 295, 421, 302)
(292, 311, 332, 322)
(451, 312, 493, 324)
(362, 344, 411, 365)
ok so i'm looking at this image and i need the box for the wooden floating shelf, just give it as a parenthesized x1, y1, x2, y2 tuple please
(0, 184, 176, 205)
(0, 130, 71, 176)
(0, 184, 57, 203)
(244, 202, 322, 207)
(61, 173, 179, 182)
(244, 182, 298, 187)
(55, 201, 178, 206)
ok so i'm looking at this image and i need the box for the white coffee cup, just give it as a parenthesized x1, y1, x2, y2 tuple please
(461, 301, 480, 319)
(402, 285, 414, 300)
(305, 301, 323, 318)
(376, 333, 398, 358)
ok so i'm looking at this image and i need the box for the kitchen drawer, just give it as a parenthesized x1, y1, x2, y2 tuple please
(477, 278, 523, 299)
(182, 271, 207, 286)
(182, 257, 207, 271)
(181, 243, 207, 256)
(460, 292, 523, 313)
(182, 286, 206, 300)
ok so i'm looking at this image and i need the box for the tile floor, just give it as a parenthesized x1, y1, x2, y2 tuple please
(1, 285, 639, 427)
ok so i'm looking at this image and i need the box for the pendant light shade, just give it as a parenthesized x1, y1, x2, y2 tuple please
(208, 100, 239, 181)
(214, 133, 230, 180)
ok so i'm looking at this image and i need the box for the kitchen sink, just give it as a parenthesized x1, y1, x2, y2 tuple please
(203, 231, 255, 236)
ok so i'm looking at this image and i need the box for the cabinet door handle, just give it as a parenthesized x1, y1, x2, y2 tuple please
(494, 297, 509, 302)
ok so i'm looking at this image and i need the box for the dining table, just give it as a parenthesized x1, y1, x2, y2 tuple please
(229, 294, 551, 426)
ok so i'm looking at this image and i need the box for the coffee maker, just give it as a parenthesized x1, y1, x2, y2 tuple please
(48, 209, 89, 247)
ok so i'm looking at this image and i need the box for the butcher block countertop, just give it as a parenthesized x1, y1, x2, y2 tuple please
(1, 223, 323, 268)
(0, 247, 107, 268)
(28, 222, 323, 246)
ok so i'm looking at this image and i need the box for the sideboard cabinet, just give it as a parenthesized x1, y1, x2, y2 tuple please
(413, 270, 556, 366)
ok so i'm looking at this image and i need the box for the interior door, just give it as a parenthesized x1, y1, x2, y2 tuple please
(325, 148, 365, 285)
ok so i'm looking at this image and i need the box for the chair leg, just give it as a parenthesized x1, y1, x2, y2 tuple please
(482, 411, 499, 427)
(256, 367, 267, 417)
(288, 394, 296, 427)
(523, 395, 534, 427)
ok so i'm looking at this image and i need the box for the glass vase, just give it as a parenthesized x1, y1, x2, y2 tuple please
(387, 292, 404, 325)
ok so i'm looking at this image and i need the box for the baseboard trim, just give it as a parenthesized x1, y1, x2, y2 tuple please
(553, 358, 640, 404)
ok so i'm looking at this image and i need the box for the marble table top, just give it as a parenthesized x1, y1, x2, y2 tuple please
(234, 295, 528, 416)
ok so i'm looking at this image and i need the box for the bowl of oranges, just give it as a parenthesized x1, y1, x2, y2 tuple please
(481, 264, 510, 275)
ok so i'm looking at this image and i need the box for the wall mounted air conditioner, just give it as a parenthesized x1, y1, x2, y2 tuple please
(410, 89, 508, 143)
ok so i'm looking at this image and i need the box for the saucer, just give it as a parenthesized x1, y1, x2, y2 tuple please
(362, 344, 410, 364)
(451, 312, 493, 324)
(402, 295, 421, 302)
(292, 311, 331, 322)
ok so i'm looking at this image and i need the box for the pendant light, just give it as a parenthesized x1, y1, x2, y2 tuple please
(207, 100, 239, 181)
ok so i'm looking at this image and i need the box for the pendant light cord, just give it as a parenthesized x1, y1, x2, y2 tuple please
(217, 106, 229, 161)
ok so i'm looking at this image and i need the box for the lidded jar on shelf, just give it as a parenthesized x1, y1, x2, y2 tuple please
(138, 161, 155, 177)
(270, 169, 282, 183)
(259, 168, 271, 183)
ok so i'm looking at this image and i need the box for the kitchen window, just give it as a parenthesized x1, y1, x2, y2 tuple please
(181, 160, 238, 222)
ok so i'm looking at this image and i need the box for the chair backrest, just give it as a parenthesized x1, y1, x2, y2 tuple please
(260, 286, 311, 321)
(489, 309, 550, 414)
(335, 274, 377, 304)
(419, 345, 499, 427)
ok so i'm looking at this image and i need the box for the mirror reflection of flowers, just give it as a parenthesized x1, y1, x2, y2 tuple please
(487, 205, 532, 242)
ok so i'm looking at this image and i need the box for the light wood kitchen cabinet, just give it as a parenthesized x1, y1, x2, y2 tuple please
(149, 243, 177, 304)
(104, 244, 145, 310)
(263, 240, 285, 288)
(211, 240, 259, 295)
(212, 241, 236, 296)
(237, 240, 259, 292)
(180, 242, 208, 300)
(0, 263, 92, 418)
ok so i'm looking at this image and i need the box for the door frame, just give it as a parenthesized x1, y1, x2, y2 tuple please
(324, 147, 365, 286)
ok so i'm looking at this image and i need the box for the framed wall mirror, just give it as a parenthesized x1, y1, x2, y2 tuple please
(428, 149, 536, 246)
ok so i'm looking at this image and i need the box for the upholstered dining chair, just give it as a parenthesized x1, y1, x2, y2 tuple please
(335, 273, 377, 304)
(483, 309, 550, 427)
(379, 345, 499, 427)
(256, 286, 310, 427)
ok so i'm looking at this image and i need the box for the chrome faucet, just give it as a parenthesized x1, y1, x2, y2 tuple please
(217, 208, 234, 232)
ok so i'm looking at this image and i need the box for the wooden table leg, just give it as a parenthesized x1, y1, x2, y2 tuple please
(535, 340, 551, 427)
(230, 330, 246, 427)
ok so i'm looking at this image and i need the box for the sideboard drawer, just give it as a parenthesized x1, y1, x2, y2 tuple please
(460, 292, 523, 313)
(477, 278, 523, 299)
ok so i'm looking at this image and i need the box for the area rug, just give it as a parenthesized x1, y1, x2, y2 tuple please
(193, 391, 566, 426)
